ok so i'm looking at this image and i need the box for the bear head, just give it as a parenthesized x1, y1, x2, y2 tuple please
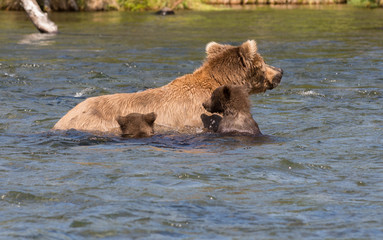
(116, 112, 157, 138)
(204, 40, 283, 94)
(203, 85, 250, 116)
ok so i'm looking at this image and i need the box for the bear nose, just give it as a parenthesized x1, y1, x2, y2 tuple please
(272, 70, 283, 88)
(269, 65, 283, 76)
(202, 102, 211, 112)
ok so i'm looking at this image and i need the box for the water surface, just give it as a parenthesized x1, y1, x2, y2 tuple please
(1, 6, 383, 239)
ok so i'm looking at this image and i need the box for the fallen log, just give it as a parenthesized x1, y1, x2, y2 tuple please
(20, 0, 58, 33)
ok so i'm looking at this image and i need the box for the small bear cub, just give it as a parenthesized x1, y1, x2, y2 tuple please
(116, 112, 157, 138)
(203, 85, 262, 136)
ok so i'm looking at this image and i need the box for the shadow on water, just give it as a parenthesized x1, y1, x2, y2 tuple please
(34, 129, 286, 153)
(149, 133, 284, 153)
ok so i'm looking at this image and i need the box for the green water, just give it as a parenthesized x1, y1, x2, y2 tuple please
(1, 6, 382, 239)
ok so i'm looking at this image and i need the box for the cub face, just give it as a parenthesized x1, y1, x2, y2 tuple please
(202, 86, 227, 114)
(202, 85, 250, 115)
(117, 112, 157, 138)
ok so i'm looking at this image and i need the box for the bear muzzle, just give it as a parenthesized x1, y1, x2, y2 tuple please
(202, 101, 212, 112)
(265, 65, 283, 90)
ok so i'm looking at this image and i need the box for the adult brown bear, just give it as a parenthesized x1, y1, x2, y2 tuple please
(52, 40, 283, 134)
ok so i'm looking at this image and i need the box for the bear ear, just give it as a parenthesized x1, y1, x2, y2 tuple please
(206, 42, 230, 58)
(144, 112, 157, 126)
(239, 40, 258, 63)
(223, 85, 231, 100)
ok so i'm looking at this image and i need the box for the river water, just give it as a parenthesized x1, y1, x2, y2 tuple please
(1, 6, 382, 239)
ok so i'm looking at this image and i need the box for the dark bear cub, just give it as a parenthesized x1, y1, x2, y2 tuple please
(202, 85, 262, 136)
(117, 112, 157, 138)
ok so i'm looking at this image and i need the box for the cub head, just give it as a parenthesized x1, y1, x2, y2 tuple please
(203, 85, 250, 115)
(205, 40, 283, 94)
(117, 112, 157, 138)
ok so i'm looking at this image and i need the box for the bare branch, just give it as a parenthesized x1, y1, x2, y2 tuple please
(20, 0, 58, 33)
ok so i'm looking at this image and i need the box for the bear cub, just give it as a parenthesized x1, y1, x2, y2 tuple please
(203, 85, 262, 136)
(117, 112, 157, 138)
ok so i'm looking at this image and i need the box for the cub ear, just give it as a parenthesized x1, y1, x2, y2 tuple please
(239, 40, 258, 64)
(206, 41, 230, 59)
(223, 86, 231, 100)
(144, 112, 157, 126)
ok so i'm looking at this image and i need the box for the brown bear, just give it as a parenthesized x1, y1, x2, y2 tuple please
(203, 85, 261, 135)
(52, 40, 282, 134)
(117, 112, 157, 138)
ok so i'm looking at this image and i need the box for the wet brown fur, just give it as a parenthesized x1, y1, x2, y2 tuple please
(53, 40, 282, 134)
(203, 85, 261, 135)
(117, 112, 157, 138)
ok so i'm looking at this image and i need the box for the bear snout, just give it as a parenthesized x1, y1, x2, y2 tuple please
(265, 65, 283, 89)
(272, 68, 283, 87)
(202, 101, 211, 112)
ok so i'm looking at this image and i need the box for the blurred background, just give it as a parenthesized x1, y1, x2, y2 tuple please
(1, 1, 382, 239)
